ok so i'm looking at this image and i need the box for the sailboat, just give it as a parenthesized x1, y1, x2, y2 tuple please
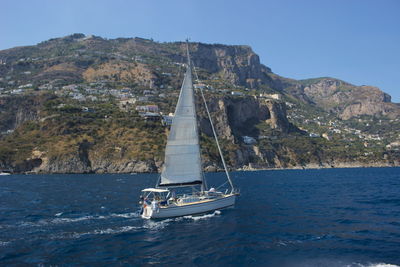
(140, 41, 238, 219)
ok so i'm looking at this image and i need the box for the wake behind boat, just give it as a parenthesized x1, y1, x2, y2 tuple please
(139, 40, 238, 219)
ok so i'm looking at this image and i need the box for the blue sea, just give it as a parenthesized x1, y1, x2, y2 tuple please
(1, 168, 400, 266)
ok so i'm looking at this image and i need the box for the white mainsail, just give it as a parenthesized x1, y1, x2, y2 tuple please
(159, 62, 203, 186)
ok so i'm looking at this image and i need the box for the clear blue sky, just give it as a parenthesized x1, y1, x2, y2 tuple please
(1, 0, 399, 102)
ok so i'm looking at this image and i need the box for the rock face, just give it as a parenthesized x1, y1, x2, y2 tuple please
(198, 96, 296, 140)
(0, 95, 54, 132)
(1, 34, 398, 120)
(89, 157, 157, 174)
(1, 35, 399, 173)
(37, 153, 92, 173)
(31, 151, 157, 174)
(189, 43, 273, 89)
(263, 99, 291, 132)
(0, 35, 277, 92)
(339, 89, 398, 119)
(291, 78, 399, 119)
(197, 95, 301, 169)
(4, 94, 296, 174)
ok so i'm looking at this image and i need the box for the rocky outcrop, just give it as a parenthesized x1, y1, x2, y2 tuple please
(198, 95, 297, 139)
(263, 99, 291, 132)
(188, 43, 273, 89)
(1, 35, 399, 173)
(37, 153, 92, 173)
(89, 157, 157, 173)
(2, 34, 398, 121)
(340, 98, 399, 120)
(196, 95, 302, 169)
(291, 78, 400, 119)
(3, 94, 297, 174)
(24, 140, 159, 174)
(28, 151, 158, 174)
(0, 95, 54, 132)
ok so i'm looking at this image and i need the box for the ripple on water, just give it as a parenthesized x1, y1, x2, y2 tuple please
(1, 169, 400, 266)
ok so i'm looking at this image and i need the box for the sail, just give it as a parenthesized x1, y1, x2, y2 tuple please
(159, 64, 203, 187)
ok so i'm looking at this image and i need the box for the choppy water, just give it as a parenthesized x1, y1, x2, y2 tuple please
(1, 168, 400, 266)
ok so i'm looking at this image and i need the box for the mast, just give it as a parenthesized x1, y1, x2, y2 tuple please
(185, 38, 191, 69)
(186, 39, 207, 191)
(191, 54, 235, 193)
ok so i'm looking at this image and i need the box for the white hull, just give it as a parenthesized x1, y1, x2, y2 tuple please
(141, 194, 236, 219)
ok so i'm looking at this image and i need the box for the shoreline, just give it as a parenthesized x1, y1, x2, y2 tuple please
(238, 161, 400, 172)
(3, 162, 399, 175)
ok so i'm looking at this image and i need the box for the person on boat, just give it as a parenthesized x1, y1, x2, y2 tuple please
(151, 200, 158, 211)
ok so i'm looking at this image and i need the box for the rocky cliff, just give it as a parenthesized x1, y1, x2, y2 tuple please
(1, 34, 398, 120)
(284, 78, 400, 120)
(187, 43, 273, 89)
(196, 95, 304, 169)
(0, 94, 55, 133)
(0, 94, 298, 173)
(0, 34, 399, 173)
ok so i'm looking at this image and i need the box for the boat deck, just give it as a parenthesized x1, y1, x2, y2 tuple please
(160, 194, 232, 208)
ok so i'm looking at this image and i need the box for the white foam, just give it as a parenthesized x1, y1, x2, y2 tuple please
(341, 263, 400, 267)
(51, 225, 141, 240)
(276, 239, 303, 247)
(352, 264, 400, 267)
(143, 218, 175, 230)
(50, 215, 107, 224)
(110, 212, 138, 219)
(17, 221, 38, 227)
(277, 240, 288, 247)
(55, 212, 63, 217)
(43, 212, 138, 225)
(0, 241, 10, 247)
(90, 226, 140, 235)
(184, 210, 221, 221)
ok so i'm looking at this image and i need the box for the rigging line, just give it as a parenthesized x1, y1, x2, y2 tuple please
(155, 174, 161, 188)
(175, 43, 186, 91)
(191, 60, 235, 192)
(216, 180, 228, 190)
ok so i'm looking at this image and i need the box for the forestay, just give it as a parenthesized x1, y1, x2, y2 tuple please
(159, 64, 202, 187)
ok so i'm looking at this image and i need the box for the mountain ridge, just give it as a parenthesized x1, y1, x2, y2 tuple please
(0, 34, 399, 173)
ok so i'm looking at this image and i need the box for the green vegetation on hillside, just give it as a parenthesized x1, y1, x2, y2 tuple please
(0, 34, 399, 172)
